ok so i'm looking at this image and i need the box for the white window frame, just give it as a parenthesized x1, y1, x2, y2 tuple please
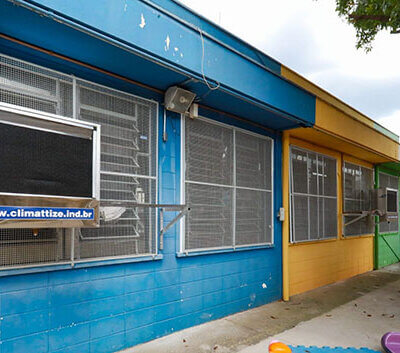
(342, 161, 374, 237)
(180, 115, 274, 253)
(289, 145, 338, 243)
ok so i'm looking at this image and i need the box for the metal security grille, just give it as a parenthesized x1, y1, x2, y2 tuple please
(379, 172, 399, 234)
(183, 117, 273, 251)
(77, 80, 157, 258)
(290, 146, 337, 242)
(0, 54, 158, 268)
(343, 162, 374, 236)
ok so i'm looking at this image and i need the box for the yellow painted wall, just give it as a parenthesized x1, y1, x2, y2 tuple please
(287, 137, 374, 297)
(289, 237, 374, 296)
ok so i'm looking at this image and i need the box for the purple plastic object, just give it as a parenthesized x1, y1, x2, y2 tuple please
(382, 333, 400, 353)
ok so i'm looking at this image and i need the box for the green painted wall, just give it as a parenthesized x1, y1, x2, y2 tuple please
(375, 164, 400, 269)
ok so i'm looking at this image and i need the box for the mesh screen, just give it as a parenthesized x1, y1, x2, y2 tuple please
(0, 55, 73, 116)
(290, 146, 337, 242)
(291, 148, 308, 194)
(235, 131, 272, 190)
(0, 229, 70, 267)
(292, 195, 309, 242)
(77, 80, 157, 258)
(0, 54, 158, 267)
(343, 162, 374, 236)
(379, 172, 399, 234)
(184, 119, 273, 250)
(185, 183, 233, 250)
(185, 118, 233, 186)
(235, 189, 272, 246)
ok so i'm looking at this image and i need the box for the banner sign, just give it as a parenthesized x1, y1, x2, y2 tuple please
(0, 206, 95, 220)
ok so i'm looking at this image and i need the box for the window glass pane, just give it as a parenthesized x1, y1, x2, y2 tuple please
(344, 163, 358, 202)
(323, 198, 337, 238)
(323, 157, 337, 197)
(291, 148, 308, 194)
(343, 163, 374, 236)
(309, 196, 319, 240)
(185, 118, 233, 186)
(290, 146, 337, 242)
(308, 153, 318, 195)
(236, 131, 271, 190)
(378, 172, 399, 234)
(236, 189, 271, 246)
(185, 183, 233, 250)
(292, 195, 309, 242)
(360, 167, 373, 210)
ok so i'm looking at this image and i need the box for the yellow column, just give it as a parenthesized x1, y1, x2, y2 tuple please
(282, 130, 290, 301)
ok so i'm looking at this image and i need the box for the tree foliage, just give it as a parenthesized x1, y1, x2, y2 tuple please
(335, 0, 400, 51)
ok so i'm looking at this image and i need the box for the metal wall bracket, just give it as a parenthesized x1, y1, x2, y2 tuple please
(100, 201, 189, 251)
(159, 205, 190, 250)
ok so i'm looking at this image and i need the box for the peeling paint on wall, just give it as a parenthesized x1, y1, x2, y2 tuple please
(139, 13, 146, 29)
(164, 35, 170, 51)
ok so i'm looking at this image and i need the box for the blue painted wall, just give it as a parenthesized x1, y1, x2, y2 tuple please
(0, 52, 283, 353)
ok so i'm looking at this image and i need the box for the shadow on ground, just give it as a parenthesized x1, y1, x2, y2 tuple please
(120, 265, 400, 353)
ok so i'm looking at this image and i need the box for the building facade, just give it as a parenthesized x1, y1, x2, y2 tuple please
(0, 1, 399, 352)
(0, 1, 314, 352)
(280, 68, 400, 298)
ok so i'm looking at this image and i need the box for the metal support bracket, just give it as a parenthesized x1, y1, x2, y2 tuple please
(159, 205, 190, 250)
(343, 211, 370, 227)
(100, 201, 189, 251)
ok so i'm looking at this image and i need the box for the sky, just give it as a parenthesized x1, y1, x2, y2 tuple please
(179, 0, 400, 136)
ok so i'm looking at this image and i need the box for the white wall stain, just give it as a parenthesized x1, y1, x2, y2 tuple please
(139, 13, 146, 29)
(180, 53, 184, 58)
(123, 2, 127, 12)
(164, 35, 170, 51)
(174, 47, 179, 52)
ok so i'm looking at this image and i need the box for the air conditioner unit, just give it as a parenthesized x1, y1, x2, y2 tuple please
(373, 187, 398, 223)
(0, 103, 100, 229)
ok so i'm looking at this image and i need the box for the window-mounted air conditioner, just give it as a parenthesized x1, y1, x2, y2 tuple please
(0, 102, 100, 229)
(373, 187, 399, 223)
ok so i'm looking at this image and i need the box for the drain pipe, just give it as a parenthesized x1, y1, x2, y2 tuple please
(282, 130, 290, 301)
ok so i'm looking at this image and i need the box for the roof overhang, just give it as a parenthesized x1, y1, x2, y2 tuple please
(0, 0, 316, 131)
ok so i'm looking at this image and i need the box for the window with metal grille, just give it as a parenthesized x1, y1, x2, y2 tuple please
(183, 117, 273, 251)
(290, 146, 337, 242)
(343, 162, 374, 236)
(0, 54, 157, 269)
(379, 172, 399, 234)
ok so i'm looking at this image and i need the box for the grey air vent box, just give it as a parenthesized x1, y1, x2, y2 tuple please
(0, 103, 100, 229)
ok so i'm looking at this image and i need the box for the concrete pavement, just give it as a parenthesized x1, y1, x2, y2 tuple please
(119, 263, 400, 353)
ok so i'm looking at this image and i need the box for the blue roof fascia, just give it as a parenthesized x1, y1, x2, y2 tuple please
(2, 0, 316, 127)
(148, 0, 282, 75)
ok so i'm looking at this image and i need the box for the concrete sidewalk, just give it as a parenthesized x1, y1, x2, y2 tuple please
(120, 264, 400, 353)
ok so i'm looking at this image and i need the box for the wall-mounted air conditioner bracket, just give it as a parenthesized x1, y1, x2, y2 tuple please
(343, 210, 383, 227)
(100, 202, 190, 251)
